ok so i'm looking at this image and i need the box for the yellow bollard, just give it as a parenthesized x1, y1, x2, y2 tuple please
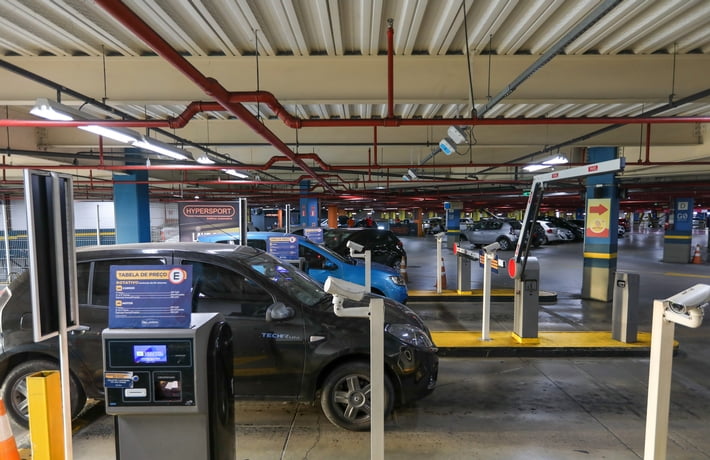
(27, 370, 64, 460)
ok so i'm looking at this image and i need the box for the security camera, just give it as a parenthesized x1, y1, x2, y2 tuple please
(662, 283, 710, 328)
(346, 240, 365, 253)
(324, 276, 370, 318)
(483, 241, 501, 253)
(434, 231, 446, 240)
(664, 284, 710, 314)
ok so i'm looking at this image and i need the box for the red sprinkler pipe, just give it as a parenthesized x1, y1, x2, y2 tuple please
(94, 0, 335, 193)
(387, 19, 394, 119)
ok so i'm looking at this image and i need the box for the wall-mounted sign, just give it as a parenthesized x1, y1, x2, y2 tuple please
(109, 265, 192, 328)
(178, 201, 240, 241)
(585, 198, 611, 238)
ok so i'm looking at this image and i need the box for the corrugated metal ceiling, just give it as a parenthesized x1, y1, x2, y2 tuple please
(0, 0, 708, 208)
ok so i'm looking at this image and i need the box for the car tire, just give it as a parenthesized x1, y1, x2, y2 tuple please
(542, 235, 549, 245)
(0, 360, 87, 428)
(320, 361, 394, 431)
(496, 237, 512, 251)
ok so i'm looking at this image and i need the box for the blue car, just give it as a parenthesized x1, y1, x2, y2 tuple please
(198, 232, 408, 303)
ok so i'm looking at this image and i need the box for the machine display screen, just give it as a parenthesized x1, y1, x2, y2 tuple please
(133, 344, 168, 364)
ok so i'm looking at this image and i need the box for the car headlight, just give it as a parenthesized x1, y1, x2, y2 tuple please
(389, 275, 406, 286)
(385, 323, 434, 348)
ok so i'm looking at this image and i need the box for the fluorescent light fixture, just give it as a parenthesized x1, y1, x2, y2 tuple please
(80, 125, 139, 144)
(523, 154, 569, 172)
(31, 97, 141, 144)
(407, 169, 418, 180)
(402, 175, 410, 181)
(222, 169, 249, 179)
(132, 136, 189, 160)
(194, 153, 216, 164)
(30, 98, 75, 121)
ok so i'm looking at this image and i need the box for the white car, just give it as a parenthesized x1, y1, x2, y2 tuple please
(536, 220, 575, 244)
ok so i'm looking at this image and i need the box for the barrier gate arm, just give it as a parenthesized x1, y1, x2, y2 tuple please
(509, 158, 626, 279)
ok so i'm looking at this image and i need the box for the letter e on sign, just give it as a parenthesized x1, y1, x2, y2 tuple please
(169, 268, 187, 284)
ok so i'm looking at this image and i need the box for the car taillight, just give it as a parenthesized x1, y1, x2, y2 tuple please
(546, 229, 553, 233)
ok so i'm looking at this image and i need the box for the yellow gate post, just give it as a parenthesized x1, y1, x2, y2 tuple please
(27, 370, 64, 460)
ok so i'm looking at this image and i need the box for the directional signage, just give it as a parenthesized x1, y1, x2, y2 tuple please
(586, 198, 611, 238)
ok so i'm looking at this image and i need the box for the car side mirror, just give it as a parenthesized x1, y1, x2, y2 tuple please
(265, 302, 295, 322)
(323, 260, 338, 270)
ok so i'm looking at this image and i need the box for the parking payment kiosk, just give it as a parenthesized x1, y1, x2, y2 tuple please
(103, 312, 234, 460)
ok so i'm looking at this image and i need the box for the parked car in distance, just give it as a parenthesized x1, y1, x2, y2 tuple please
(536, 220, 575, 244)
(541, 217, 584, 241)
(198, 232, 408, 303)
(423, 217, 445, 234)
(0, 243, 437, 431)
(459, 218, 474, 230)
(459, 219, 520, 251)
(296, 228, 407, 270)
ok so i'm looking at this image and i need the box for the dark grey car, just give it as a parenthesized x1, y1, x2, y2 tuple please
(0, 243, 437, 431)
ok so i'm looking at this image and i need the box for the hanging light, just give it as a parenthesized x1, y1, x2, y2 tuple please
(132, 136, 189, 160)
(523, 154, 569, 172)
(31, 98, 141, 144)
(222, 169, 249, 179)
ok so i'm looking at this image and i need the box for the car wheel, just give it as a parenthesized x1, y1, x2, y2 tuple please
(0, 360, 87, 428)
(542, 235, 549, 245)
(496, 238, 512, 251)
(320, 361, 394, 431)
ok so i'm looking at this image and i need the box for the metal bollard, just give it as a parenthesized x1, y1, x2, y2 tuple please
(612, 272, 640, 343)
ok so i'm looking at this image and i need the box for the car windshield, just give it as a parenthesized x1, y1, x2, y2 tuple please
(240, 250, 330, 306)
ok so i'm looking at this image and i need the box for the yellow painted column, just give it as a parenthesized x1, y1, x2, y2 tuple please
(28, 371, 64, 460)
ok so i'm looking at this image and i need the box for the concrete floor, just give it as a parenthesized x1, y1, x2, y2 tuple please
(11, 229, 710, 459)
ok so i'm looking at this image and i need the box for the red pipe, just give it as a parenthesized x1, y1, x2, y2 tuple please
(94, 0, 335, 193)
(387, 19, 394, 119)
(645, 123, 651, 164)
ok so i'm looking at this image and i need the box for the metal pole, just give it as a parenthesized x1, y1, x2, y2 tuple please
(365, 250, 371, 293)
(51, 175, 73, 460)
(482, 253, 492, 341)
(643, 300, 676, 460)
(1, 201, 10, 281)
(436, 239, 442, 294)
(96, 204, 101, 245)
(238, 197, 248, 245)
(285, 204, 291, 233)
(370, 297, 385, 460)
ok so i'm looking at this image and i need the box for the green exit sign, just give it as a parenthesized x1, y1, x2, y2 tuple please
(522, 190, 530, 197)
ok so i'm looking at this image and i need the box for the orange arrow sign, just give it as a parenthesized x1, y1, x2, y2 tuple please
(589, 204, 608, 215)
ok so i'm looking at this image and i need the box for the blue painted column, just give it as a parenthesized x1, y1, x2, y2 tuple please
(663, 198, 694, 262)
(582, 147, 619, 301)
(113, 153, 151, 243)
(299, 180, 320, 228)
(445, 204, 461, 249)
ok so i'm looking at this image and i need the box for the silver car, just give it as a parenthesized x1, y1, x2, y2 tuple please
(459, 219, 520, 251)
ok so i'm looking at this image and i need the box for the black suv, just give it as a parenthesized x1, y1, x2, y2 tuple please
(0, 243, 437, 431)
(297, 228, 407, 270)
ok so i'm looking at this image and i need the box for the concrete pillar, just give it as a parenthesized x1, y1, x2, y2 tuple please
(113, 154, 150, 243)
(582, 147, 619, 302)
(663, 198, 694, 262)
(299, 180, 320, 228)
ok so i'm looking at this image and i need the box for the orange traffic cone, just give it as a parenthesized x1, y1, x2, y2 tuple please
(692, 244, 702, 264)
(399, 258, 408, 283)
(0, 399, 20, 460)
(434, 257, 447, 289)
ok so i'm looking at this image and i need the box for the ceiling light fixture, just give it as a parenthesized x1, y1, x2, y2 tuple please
(31, 98, 141, 144)
(523, 154, 569, 172)
(222, 169, 249, 179)
(194, 152, 216, 164)
(31, 98, 192, 161)
(133, 136, 189, 160)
